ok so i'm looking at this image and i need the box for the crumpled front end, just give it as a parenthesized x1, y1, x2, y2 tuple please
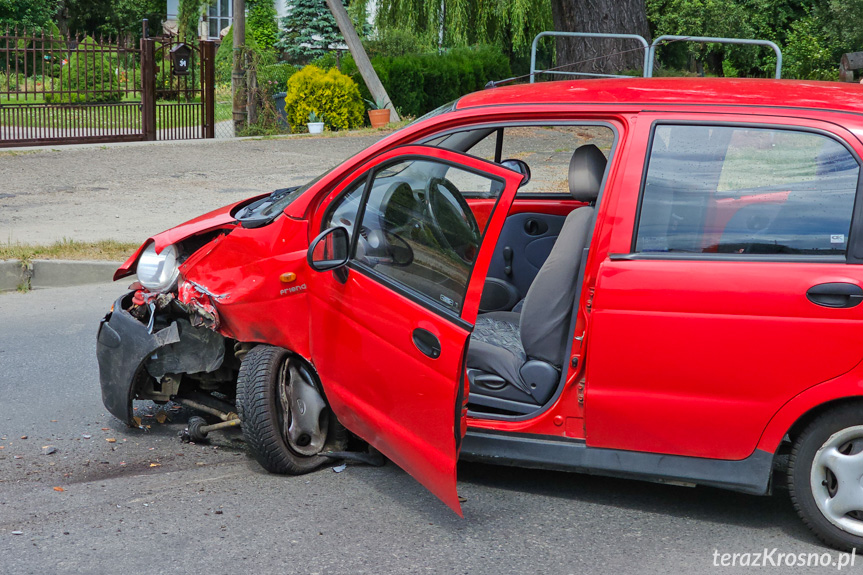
(97, 290, 230, 425)
(97, 206, 314, 427)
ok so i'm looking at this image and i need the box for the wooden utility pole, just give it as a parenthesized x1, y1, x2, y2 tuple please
(325, 0, 399, 123)
(232, 0, 247, 132)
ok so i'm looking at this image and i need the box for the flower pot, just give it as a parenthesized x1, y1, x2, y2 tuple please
(307, 122, 324, 134)
(368, 109, 390, 129)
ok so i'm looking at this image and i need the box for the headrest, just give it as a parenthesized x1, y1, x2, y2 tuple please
(568, 144, 607, 202)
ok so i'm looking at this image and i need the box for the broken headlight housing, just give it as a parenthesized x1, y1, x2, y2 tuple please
(136, 242, 180, 292)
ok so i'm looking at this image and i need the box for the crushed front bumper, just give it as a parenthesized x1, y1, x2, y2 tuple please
(96, 292, 181, 425)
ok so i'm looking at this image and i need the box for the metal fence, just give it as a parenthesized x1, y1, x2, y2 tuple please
(0, 29, 216, 147)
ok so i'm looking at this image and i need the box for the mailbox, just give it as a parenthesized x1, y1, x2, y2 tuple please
(170, 43, 192, 76)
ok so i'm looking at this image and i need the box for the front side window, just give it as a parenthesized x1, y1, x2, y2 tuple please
(350, 159, 504, 315)
(636, 125, 859, 256)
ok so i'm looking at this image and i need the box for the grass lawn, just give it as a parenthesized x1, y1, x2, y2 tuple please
(0, 239, 138, 263)
(1, 93, 221, 131)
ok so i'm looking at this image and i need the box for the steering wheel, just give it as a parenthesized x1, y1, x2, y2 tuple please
(355, 181, 418, 268)
(356, 226, 414, 267)
(424, 176, 480, 264)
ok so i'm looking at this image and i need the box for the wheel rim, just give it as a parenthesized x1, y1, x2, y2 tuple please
(276, 358, 329, 457)
(810, 424, 863, 537)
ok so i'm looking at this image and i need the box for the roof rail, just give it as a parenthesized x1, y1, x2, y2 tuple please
(528, 32, 783, 82)
(646, 36, 783, 79)
(529, 32, 649, 83)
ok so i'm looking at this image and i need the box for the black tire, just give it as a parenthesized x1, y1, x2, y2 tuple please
(235, 345, 325, 474)
(788, 404, 863, 552)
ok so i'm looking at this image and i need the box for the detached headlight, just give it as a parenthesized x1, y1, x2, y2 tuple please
(136, 243, 180, 292)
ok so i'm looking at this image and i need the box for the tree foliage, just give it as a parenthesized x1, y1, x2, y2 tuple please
(277, 0, 343, 62)
(247, 0, 279, 52)
(177, 0, 206, 40)
(57, 0, 164, 40)
(0, 0, 59, 32)
(646, 0, 863, 79)
(368, 0, 551, 56)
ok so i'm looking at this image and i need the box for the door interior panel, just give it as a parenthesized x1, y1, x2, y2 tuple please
(486, 212, 567, 300)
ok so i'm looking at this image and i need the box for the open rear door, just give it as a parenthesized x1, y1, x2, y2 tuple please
(307, 146, 522, 513)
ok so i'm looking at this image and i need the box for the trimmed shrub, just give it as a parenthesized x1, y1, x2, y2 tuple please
(46, 36, 122, 103)
(284, 65, 364, 132)
(343, 45, 511, 118)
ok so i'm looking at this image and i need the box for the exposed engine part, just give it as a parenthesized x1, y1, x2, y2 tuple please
(174, 396, 239, 422)
(234, 342, 255, 362)
(145, 318, 225, 380)
(177, 281, 221, 329)
(139, 373, 182, 403)
(182, 416, 242, 442)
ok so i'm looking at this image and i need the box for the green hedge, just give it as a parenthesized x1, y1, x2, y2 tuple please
(343, 45, 511, 118)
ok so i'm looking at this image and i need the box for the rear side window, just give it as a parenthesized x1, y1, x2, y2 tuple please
(635, 125, 860, 256)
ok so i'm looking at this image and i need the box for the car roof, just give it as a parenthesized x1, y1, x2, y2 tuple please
(455, 77, 863, 116)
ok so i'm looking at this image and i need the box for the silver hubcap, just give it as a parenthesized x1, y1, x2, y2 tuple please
(277, 358, 328, 457)
(810, 425, 863, 537)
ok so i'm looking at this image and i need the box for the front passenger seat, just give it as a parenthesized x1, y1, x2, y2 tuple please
(466, 144, 607, 414)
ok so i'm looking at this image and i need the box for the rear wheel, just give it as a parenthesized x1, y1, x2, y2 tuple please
(788, 405, 863, 551)
(236, 345, 332, 474)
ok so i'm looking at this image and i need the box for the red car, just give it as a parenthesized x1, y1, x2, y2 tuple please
(98, 77, 863, 551)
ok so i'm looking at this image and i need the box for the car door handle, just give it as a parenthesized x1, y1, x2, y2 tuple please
(806, 282, 863, 308)
(412, 328, 441, 359)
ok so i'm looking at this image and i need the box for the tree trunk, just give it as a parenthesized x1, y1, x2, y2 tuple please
(326, 0, 399, 123)
(550, 0, 651, 76)
(232, 0, 246, 132)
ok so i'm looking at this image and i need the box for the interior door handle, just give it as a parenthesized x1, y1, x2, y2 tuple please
(412, 328, 441, 359)
(503, 246, 513, 276)
(806, 282, 863, 308)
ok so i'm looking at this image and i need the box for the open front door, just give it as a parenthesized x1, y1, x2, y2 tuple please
(307, 146, 523, 514)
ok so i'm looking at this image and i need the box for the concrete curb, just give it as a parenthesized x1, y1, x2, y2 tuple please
(0, 260, 125, 292)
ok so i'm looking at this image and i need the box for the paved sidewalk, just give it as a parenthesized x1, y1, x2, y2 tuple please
(0, 132, 389, 245)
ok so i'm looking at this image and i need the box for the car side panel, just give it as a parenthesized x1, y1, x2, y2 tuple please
(583, 112, 863, 460)
(586, 259, 863, 459)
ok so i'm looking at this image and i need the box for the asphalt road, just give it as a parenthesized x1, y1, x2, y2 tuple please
(0, 283, 857, 575)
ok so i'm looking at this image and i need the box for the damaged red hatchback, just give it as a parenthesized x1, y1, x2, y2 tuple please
(98, 77, 863, 551)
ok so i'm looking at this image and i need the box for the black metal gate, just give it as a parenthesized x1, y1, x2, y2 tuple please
(143, 37, 215, 141)
(0, 28, 215, 148)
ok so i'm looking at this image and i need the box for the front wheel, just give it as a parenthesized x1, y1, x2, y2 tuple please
(236, 345, 334, 474)
(788, 404, 863, 551)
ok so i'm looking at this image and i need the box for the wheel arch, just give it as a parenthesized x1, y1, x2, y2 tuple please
(757, 369, 863, 457)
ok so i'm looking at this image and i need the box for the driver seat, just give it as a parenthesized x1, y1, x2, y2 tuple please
(466, 144, 607, 414)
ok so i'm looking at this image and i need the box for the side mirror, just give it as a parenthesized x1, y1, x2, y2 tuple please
(500, 158, 531, 187)
(308, 227, 350, 272)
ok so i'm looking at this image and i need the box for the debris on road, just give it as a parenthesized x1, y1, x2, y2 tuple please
(53, 487, 64, 492)
(41, 446, 57, 455)
(332, 464, 347, 473)
(106, 438, 116, 443)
